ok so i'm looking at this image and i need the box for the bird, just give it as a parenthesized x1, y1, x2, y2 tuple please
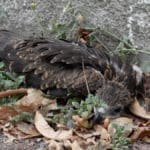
(0, 29, 145, 118)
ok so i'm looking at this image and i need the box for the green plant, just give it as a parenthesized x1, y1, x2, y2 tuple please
(0, 7, 8, 24)
(0, 62, 24, 91)
(110, 124, 130, 150)
(71, 94, 108, 119)
(0, 62, 25, 105)
(49, 1, 94, 41)
(51, 94, 108, 128)
(49, 1, 150, 64)
(31, 2, 45, 36)
(9, 111, 33, 124)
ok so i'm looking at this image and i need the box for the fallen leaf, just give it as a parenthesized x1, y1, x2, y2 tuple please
(95, 125, 111, 146)
(16, 122, 40, 136)
(16, 89, 53, 112)
(142, 136, 150, 143)
(3, 132, 16, 143)
(74, 130, 100, 139)
(34, 111, 72, 140)
(47, 140, 63, 150)
(72, 115, 90, 128)
(130, 99, 150, 120)
(0, 106, 17, 120)
(78, 28, 93, 44)
(103, 118, 110, 129)
(108, 117, 134, 137)
(130, 121, 150, 142)
(130, 126, 150, 142)
(65, 140, 83, 150)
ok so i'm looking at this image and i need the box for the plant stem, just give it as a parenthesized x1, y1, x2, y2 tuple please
(115, 48, 150, 55)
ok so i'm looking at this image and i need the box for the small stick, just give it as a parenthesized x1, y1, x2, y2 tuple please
(82, 59, 90, 94)
(0, 88, 27, 99)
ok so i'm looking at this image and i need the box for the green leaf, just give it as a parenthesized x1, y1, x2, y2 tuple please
(0, 62, 5, 69)
(72, 101, 80, 109)
(81, 111, 89, 119)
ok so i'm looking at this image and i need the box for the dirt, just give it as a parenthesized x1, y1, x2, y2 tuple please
(130, 142, 150, 150)
(0, 133, 48, 150)
(0, 133, 150, 150)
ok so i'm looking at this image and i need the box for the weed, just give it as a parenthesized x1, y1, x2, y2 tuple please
(52, 94, 108, 128)
(49, 1, 150, 64)
(110, 124, 130, 150)
(0, 62, 25, 105)
(31, 2, 45, 36)
(9, 111, 33, 124)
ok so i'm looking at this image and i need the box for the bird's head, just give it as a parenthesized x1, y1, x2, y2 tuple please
(92, 81, 132, 124)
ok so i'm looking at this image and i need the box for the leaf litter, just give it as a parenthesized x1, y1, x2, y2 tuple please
(0, 64, 149, 149)
(0, 87, 149, 149)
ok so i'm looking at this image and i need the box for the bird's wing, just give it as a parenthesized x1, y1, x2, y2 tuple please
(0, 35, 105, 96)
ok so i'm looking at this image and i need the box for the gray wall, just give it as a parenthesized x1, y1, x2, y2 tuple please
(0, 0, 150, 50)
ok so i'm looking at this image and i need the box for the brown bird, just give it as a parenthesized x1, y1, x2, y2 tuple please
(0, 30, 145, 118)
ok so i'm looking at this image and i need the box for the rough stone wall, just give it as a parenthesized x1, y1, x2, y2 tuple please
(0, 0, 150, 50)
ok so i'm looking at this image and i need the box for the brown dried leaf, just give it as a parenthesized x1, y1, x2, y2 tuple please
(130, 99, 150, 120)
(103, 118, 110, 129)
(78, 28, 93, 44)
(48, 140, 63, 150)
(34, 111, 72, 140)
(74, 130, 100, 139)
(95, 125, 111, 146)
(142, 136, 150, 143)
(0, 106, 17, 120)
(16, 89, 53, 112)
(3, 132, 16, 143)
(72, 115, 90, 128)
(130, 121, 150, 142)
(3, 126, 28, 139)
(16, 122, 40, 136)
(108, 117, 133, 137)
(65, 140, 83, 150)
(130, 126, 150, 142)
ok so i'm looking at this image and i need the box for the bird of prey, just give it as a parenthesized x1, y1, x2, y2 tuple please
(0, 30, 145, 118)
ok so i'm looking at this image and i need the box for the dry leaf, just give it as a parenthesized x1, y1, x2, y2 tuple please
(3, 132, 16, 143)
(95, 125, 111, 146)
(65, 140, 83, 150)
(103, 118, 110, 129)
(16, 122, 40, 136)
(130, 121, 150, 142)
(130, 99, 150, 120)
(34, 111, 72, 140)
(16, 89, 53, 112)
(108, 117, 134, 137)
(0, 106, 17, 120)
(47, 140, 63, 150)
(142, 136, 150, 143)
(72, 115, 90, 128)
(130, 126, 150, 142)
(78, 28, 93, 44)
(74, 130, 100, 139)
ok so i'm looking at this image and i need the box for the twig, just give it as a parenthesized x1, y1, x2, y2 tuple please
(0, 88, 27, 99)
(82, 59, 90, 94)
(115, 48, 150, 55)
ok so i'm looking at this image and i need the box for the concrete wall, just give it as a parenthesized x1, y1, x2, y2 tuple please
(0, 0, 150, 50)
